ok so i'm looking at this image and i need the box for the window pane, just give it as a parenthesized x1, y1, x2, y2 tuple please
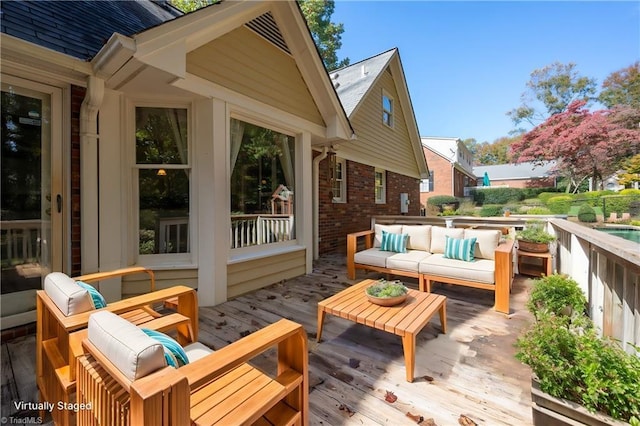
(136, 107, 188, 165)
(139, 169, 189, 254)
(383, 96, 392, 112)
(230, 119, 295, 248)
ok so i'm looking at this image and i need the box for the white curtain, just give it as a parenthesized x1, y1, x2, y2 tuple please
(277, 134, 294, 190)
(230, 119, 245, 173)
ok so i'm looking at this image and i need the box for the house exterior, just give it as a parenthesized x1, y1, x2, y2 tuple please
(420, 137, 476, 206)
(1, 0, 355, 330)
(316, 49, 430, 255)
(473, 161, 557, 189)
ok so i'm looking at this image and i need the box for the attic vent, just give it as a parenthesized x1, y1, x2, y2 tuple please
(245, 12, 291, 55)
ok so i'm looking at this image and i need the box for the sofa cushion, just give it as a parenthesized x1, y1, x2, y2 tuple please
(402, 225, 431, 252)
(386, 250, 432, 272)
(463, 229, 502, 260)
(141, 328, 189, 368)
(374, 224, 403, 248)
(444, 236, 477, 262)
(76, 281, 107, 309)
(430, 227, 464, 254)
(354, 248, 395, 268)
(44, 272, 94, 316)
(381, 230, 408, 253)
(419, 254, 495, 284)
(184, 342, 214, 363)
(88, 311, 166, 382)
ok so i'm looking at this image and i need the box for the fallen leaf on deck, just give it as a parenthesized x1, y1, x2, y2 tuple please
(267, 295, 276, 300)
(349, 358, 360, 368)
(423, 375, 434, 382)
(458, 414, 477, 426)
(384, 391, 398, 403)
(239, 330, 251, 337)
(423, 419, 437, 426)
(218, 312, 225, 316)
(338, 404, 355, 417)
(215, 320, 227, 329)
(406, 412, 424, 423)
(250, 319, 260, 327)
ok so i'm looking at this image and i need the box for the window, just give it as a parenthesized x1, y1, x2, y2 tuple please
(135, 107, 190, 255)
(332, 157, 346, 203)
(375, 168, 386, 203)
(429, 171, 435, 192)
(230, 118, 295, 249)
(421, 171, 435, 192)
(382, 91, 393, 127)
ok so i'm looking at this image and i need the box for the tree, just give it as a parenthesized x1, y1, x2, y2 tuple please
(618, 154, 640, 187)
(598, 62, 640, 109)
(508, 62, 597, 127)
(298, 0, 349, 70)
(510, 100, 640, 193)
(476, 135, 520, 165)
(170, 0, 349, 71)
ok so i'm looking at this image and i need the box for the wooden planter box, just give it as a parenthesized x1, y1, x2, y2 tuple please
(518, 240, 549, 253)
(531, 378, 628, 426)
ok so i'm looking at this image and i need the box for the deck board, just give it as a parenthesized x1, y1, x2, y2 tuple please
(2, 254, 535, 425)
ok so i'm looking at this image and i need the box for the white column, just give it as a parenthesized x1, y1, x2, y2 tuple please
(297, 131, 313, 273)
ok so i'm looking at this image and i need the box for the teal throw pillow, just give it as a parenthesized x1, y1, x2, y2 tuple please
(443, 236, 477, 262)
(141, 328, 189, 368)
(381, 230, 409, 253)
(76, 281, 107, 309)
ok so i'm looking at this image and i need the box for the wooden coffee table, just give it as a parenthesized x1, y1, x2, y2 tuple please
(317, 279, 447, 382)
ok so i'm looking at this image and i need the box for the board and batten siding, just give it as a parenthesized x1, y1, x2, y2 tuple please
(186, 26, 324, 127)
(227, 249, 306, 299)
(121, 269, 198, 298)
(342, 68, 420, 178)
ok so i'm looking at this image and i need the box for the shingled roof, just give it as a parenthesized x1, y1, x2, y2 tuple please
(473, 161, 557, 180)
(0, 0, 183, 60)
(329, 48, 396, 117)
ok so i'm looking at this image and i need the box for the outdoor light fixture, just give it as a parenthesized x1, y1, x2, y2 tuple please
(157, 169, 167, 176)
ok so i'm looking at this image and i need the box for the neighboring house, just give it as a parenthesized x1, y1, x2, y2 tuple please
(317, 49, 430, 254)
(420, 137, 476, 205)
(1, 0, 355, 330)
(473, 161, 557, 189)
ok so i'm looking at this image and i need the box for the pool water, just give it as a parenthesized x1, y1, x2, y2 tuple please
(595, 228, 640, 243)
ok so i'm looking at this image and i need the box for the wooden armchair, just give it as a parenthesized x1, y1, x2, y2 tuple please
(36, 267, 198, 426)
(76, 311, 309, 426)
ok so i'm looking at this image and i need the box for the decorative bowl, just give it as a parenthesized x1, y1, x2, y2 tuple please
(365, 280, 409, 307)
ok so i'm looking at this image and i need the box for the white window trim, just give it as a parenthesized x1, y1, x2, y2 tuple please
(126, 99, 196, 267)
(228, 113, 300, 256)
(332, 157, 347, 203)
(375, 168, 386, 204)
(382, 89, 394, 128)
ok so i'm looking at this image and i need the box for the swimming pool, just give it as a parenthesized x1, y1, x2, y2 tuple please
(595, 227, 640, 243)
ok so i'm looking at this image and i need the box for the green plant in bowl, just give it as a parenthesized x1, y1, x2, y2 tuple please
(516, 220, 556, 244)
(366, 279, 408, 298)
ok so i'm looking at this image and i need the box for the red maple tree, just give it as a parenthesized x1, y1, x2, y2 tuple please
(510, 100, 640, 192)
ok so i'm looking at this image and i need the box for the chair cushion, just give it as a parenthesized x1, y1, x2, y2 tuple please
(88, 311, 166, 382)
(184, 342, 214, 363)
(374, 224, 403, 248)
(419, 254, 495, 284)
(76, 281, 107, 309)
(380, 230, 408, 253)
(354, 248, 395, 268)
(430, 227, 464, 254)
(444, 236, 477, 262)
(386, 250, 432, 272)
(44, 272, 94, 316)
(402, 225, 431, 251)
(141, 328, 189, 368)
(463, 229, 501, 260)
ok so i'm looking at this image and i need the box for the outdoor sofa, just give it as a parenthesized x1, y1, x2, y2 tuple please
(347, 222, 515, 314)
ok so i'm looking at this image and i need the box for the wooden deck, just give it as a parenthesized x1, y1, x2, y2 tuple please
(2, 254, 536, 425)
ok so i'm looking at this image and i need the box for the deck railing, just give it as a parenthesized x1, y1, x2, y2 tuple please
(230, 214, 294, 249)
(549, 219, 640, 354)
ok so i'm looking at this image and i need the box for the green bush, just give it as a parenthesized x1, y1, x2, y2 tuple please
(603, 194, 640, 217)
(525, 206, 553, 215)
(526, 274, 586, 319)
(479, 205, 502, 217)
(522, 198, 544, 206)
(619, 189, 640, 196)
(577, 204, 597, 223)
(474, 188, 524, 204)
(547, 195, 573, 214)
(426, 195, 459, 206)
(455, 200, 477, 216)
(539, 192, 562, 204)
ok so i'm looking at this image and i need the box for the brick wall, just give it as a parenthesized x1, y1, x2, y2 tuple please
(420, 149, 452, 207)
(317, 154, 420, 255)
(71, 85, 84, 276)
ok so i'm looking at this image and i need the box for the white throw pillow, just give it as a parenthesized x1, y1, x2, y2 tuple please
(402, 225, 432, 252)
(463, 229, 501, 260)
(374, 224, 403, 248)
(430, 226, 464, 254)
(44, 272, 94, 316)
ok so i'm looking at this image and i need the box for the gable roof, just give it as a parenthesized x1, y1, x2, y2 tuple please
(422, 137, 475, 176)
(329, 49, 395, 117)
(0, 0, 182, 60)
(473, 161, 557, 180)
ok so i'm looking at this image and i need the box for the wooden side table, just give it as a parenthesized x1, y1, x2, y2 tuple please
(517, 250, 552, 277)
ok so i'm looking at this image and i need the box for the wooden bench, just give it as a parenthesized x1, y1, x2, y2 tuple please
(76, 318, 308, 426)
(37, 266, 198, 426)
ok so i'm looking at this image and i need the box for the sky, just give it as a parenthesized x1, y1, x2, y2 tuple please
(331, 1, 640, 143)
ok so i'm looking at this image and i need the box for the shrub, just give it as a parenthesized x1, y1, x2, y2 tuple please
(525, 206, 552, 215)
(526, 274, 586, 319)
(522, 198, 544, 206)
(479, 205, 502, 217)
(547, 195, 573, 214)
(539, 192, 562, 204)
(455, 200, 477, 216)
(603, 194, 640, 217)
(620, 188, 640, 196)
(476, 188, 524, 204)
(577, 204, 597, 223)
